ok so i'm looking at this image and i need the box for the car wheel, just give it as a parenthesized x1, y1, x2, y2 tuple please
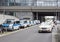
(27, 25, 30, 27)
(12, 27, 14, 31)
(49, 31, 52, 33)
(24, 26, 27, 28)
(38, 30, 41, 33)
(49, 30, 52, 33)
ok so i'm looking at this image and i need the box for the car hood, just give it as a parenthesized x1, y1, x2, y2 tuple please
(2, 24, 9, 27)
(39, 25, 51, 28)
(13, 24, 21, 26)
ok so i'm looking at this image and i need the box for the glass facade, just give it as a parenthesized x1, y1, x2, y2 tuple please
(58, 1, 60, 6)
(0, 0, 59, 7)
(37, 1, 57, 6)
(0, 0, 9, 6)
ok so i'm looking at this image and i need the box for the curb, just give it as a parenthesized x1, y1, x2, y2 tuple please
(0, 30, 20, 37)
(0, 24, 40, 37)
(52, 33, 58, 42)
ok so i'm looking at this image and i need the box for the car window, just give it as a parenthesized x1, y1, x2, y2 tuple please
(5, 21, 12, 24)
(15, 21, 20, 24)
(29, 21, 31, 23)
(24, 21, 27, 23)
(20, 20, 24, 24)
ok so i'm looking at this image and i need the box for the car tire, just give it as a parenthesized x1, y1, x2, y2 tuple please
(49, 31, 52, 33)
(27, 25, 30, 27)
(38, 30, 41, 33)
(24, 26, 27, 28)
(49, 30, 52, 33)
(12, 27, 14, 31)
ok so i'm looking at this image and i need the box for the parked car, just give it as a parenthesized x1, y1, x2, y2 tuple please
(38, 22, 53, 33)
(46, 20, 55, 27)
(2, 19, 20, 31)
(27, 20, 34, 26)
(30, 21, 34, 26)
(20, 20, 29, 28)
(33, 20, 37, 25)
(25, 20, 31, 26)
(13, 21, 21, 30)
(34, 20, 40, 24)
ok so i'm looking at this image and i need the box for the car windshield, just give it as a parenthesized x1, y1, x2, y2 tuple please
(14, 21, 20, 24)
(4, 21, 12, 24)
(29, 21, 31, 23)
(24, 21, 27, 23)
(41, 22, 50, 25)
(20, 20, 28, 24)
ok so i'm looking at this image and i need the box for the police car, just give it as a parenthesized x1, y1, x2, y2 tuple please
(2, 19, 21, 31)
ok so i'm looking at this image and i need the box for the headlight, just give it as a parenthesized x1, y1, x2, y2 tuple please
(39, 26, 41, 28)
(47, 28, 50, 30)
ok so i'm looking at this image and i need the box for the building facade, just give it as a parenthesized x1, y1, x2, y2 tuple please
(0, 0, 60, 20)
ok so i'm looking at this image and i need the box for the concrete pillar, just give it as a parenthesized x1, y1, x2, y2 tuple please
(58, 12, 60, 20)
(36, 12, 38, 20)
(56, 12, 58, 20)
(13, 12, 16, 17)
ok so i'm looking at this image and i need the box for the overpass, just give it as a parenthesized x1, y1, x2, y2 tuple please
(0, 6, 60, 21)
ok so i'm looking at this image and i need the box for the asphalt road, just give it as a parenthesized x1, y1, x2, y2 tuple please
(0, 24, 55, 42)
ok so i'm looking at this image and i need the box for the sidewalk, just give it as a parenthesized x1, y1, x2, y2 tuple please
(52, 25, 58, 42)
(0, 25, 38, 38)
(52, 32, 58, 42)
(54, 24, 60, 42)
(55, 29, 60, 42)
(0, 30, 20, 37)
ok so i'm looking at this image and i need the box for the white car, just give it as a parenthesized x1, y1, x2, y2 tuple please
(38, 22, 53, 33)
(20, 20, 34, 28)
(34, 20, 40, 24)
(30, 21, 34, 26)
(46, 20, 55, 27)
(26, 20, 31, 27)
(33, 20, 37, 25)
(20, 20, 29, 28)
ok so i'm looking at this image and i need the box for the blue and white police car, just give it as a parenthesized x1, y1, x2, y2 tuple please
(2, 19, 21, 31)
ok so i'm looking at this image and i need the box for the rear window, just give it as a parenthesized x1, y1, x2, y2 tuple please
(5, 21, 11, 24)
